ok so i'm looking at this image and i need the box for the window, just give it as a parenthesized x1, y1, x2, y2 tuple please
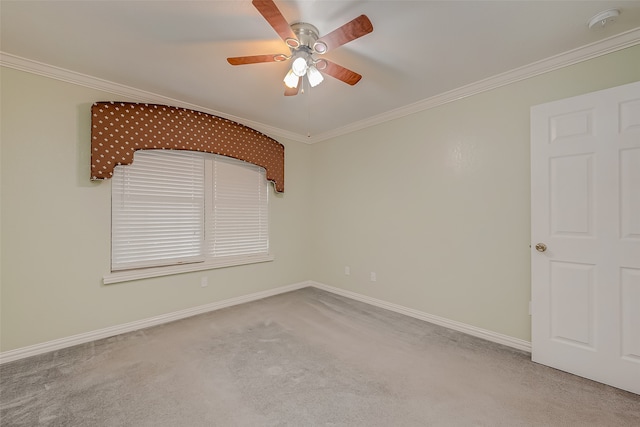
(107, 149, 271, 283)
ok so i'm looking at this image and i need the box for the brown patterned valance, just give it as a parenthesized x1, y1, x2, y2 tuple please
(90, 102, 285, 192)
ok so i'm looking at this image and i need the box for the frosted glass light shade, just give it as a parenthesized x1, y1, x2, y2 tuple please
(291, 56, 308, 77)
(283, 69, 299, 88)
(307, 66, 324, 87)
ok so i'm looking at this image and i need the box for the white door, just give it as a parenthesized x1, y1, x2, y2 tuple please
(531, 80, 640, 395)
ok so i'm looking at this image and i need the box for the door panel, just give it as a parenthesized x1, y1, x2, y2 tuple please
(621, 268, 640, 362)
(531, 80, 640, 395)
(619, 99, 640, 133)
(549, 109, 594, 142)
(550, 261, 595, 349)
(620, 148, 640, 241)
(549, 154, 594, 236)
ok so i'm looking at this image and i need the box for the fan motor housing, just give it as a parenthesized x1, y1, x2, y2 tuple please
(290, 22, 319, 47)
(287, 22, 327, 54)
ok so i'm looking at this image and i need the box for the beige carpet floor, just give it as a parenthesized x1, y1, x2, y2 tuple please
(1, 287, 639, 426)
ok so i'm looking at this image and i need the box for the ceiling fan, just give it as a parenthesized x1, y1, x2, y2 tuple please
(227, 0, 373, 96)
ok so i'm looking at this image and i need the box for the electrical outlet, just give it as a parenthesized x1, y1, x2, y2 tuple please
(370, 272, 377, 282)
(345, 266, 351, 276)
(200, 277, 208, 288)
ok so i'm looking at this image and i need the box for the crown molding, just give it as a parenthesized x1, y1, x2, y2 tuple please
(2, 27, 638, 145)
(308, 27, 640, 143)
(0, 52, 305, 143)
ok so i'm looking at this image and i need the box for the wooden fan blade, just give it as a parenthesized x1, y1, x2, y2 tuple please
(322, 61, 362, 86)
(284, 79, 301, 96)
(252, 0, 297, 43)
(227, 55, 279, 65)
(316, 15, 373, 52)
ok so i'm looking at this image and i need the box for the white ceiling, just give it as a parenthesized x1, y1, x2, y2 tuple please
(1, 1, 639, 142)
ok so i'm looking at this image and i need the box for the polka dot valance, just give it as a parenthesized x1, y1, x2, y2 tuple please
(90, 102, 285, 192)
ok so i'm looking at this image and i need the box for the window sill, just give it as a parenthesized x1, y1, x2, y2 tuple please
(103, 253, 275, 285)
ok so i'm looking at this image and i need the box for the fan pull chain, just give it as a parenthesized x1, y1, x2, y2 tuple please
(306, 77, 312, 138)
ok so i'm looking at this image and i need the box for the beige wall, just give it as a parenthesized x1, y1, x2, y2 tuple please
(2, 45, 638, 352)
(309, 45, 640, 341)
(0, 67, 312, 351)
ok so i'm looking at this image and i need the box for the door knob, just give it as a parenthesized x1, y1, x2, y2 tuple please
(535, 243, 547, 253)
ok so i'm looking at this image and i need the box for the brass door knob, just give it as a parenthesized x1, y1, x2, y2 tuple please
(535, 243, 547, 253)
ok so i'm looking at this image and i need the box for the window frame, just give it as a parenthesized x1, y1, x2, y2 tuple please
(104, 150, 273, 285)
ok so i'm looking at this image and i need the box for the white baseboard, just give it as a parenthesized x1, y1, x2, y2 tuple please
(0, 279, 530, 364)
(309, 281, 532, 353)
(0, 281, 309, 365)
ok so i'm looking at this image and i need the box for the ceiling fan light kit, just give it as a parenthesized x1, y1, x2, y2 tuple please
(227, 0, 373, 96)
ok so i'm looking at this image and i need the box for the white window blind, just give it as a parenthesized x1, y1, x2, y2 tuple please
(111, 149, 269, 274)
(112, 150, 205, 271)
(208, 156, 269, 258)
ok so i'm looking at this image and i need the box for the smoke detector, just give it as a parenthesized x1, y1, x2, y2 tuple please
(588, 9, 620, 29)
